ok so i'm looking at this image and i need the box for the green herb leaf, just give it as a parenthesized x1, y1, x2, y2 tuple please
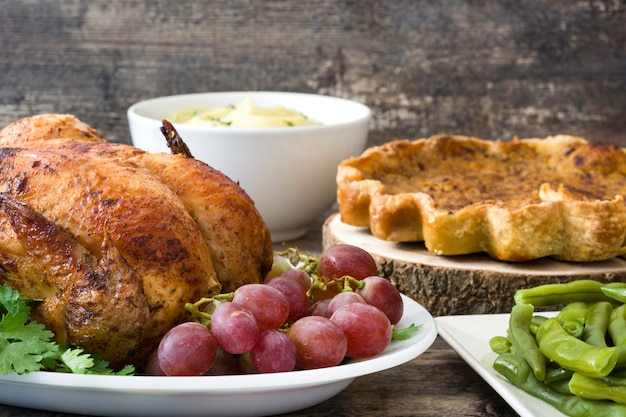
(0, 285, 57, 374)
(0, 336, 54, 374)
(0, 284, 134, 375)
(392, 323, 422, 341)
(57, 345, 95, 373)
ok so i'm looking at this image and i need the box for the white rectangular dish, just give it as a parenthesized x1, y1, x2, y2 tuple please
(435, 313, 566, 417)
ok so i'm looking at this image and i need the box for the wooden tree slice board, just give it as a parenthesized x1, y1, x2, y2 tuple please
(322, 213, 626, 316)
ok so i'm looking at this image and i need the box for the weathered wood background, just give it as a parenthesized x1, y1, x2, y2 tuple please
(1, 0, 625, 147)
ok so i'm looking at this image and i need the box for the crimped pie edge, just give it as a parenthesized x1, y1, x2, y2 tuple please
(336, 135, 626, 262)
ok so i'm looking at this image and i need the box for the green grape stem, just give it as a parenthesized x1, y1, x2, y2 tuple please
(307, 278, 329, 297)
(185, 292, 234, 327)
(344, 276, 366, 291)
(305, 275, 365, 299)
(273, 246, 319, 274)
(269, 246, 366, 297)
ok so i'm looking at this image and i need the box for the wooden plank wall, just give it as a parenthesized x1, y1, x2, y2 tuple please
(1, 0, 624, 146)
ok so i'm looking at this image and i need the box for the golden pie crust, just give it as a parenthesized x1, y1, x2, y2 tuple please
(337, 134, 626, 262)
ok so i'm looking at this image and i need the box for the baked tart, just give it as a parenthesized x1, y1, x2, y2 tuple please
(337, 134, 626, 262)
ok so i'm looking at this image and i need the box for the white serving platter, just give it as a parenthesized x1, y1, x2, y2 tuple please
(0, 294, 436, 417)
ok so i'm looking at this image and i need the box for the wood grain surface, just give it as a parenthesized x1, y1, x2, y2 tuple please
(1, 0, 624, 147)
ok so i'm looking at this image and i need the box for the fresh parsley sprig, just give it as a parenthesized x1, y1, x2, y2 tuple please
(0, 284, 134, 375)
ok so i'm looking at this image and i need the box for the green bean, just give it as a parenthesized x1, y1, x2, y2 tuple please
(609, 304, 626, 347)
(569, 372, 626, 405)
(557, 301, 589, 324)
(611, 364, 626, 378)
(602, 285, 626, 304)
(562, 318, 585, 339)
(536, 318, 617, 378)
(557, 301, 587, 338)
(509, 303, 546, 381)
(583, 302, 613, 347)
(489, 335, 511, 354)
(610, 345, 626, 375)
(615, 345, 626, 369)
(530, 315, 548, 335)
(547, 377, 574, 395)
(544, 366, 574, 384)
(493, 352, 626, 417)
(514, 280, 625, 307)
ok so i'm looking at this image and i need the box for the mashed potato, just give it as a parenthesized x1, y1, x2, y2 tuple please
(168, 97, 320, 128)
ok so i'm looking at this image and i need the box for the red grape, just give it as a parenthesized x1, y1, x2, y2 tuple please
(307, 299, 331, 317)
(318, 244, 378, 281)
(233, 284, 289, 330)
(250, 329, 297, 373)
(145, 349, 165, 376)
(238, 352, 259, 374)
(266, 276, 309, 322)
(357, 276, 404, 324)
(279, 268, 313, 291)
(288, 316, 347, 369)
(310, 284, 340, 301)
(205, 346, 240, 375)
(330, 303, 392, 359)
(325, 291, 367, 318)
(210, 301, 259, 354)
(157, 322, 217, 376)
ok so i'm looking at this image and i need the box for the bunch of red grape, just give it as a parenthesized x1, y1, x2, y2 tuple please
(148, 244, 409, 376)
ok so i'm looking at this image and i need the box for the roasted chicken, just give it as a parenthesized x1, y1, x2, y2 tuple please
(0, 114, 273, 366)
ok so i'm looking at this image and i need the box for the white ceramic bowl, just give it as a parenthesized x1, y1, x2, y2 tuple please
(127, 91, 371, 242)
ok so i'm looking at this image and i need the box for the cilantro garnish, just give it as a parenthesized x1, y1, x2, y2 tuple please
(392, 323, 422, 341)
(0, 284, 134, 375)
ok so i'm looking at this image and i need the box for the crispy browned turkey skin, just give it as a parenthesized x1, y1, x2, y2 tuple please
(0, 114, 273, 367)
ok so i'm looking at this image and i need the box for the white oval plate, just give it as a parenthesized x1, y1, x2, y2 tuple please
(0, 294, 436, 417)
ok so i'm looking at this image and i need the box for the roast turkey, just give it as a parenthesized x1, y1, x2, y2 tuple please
(0, 114, 273, 366)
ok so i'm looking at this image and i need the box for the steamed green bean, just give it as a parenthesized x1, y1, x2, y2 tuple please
(536, 318, 617, 378)
(492, 280, 626, 416)
(569, 372, 626, 405)
(494, 353, 626, 417)
(514, 280, 623, 307)
(509, 303, 546, 381)
(609, 304, 626, 346)
(583, 302, 612, 347)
